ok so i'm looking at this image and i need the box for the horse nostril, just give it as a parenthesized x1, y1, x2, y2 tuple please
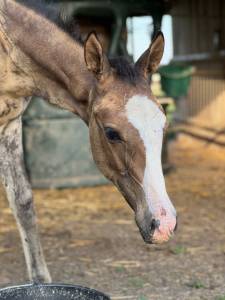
(174, 219, 178, 232)
(150, 219, 160, 234)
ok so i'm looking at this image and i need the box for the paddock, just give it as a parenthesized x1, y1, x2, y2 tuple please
(0, 137, 224, 300)
(0, 0, 225, 299)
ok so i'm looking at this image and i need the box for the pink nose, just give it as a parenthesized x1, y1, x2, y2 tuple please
(151, 215, 177, 244)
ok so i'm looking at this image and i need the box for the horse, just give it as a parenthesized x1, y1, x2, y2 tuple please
(0, 0, 177, 283)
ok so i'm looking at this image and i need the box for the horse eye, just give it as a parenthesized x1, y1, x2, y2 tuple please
(104, 127, 121, 142)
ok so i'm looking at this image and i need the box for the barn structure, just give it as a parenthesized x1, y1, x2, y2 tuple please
(23, 0, 225, 188)
(171, 0, 225, 145)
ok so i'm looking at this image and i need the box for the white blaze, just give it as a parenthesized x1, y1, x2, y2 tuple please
(126, 95, 176, 216)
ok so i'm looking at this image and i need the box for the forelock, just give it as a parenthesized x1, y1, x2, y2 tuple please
(109, 57, 141, 85)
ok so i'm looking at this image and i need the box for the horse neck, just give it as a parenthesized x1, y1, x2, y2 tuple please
(1, 0, 93, 121)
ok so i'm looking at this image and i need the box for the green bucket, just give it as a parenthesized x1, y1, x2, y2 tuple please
(159, 64, 195, 98)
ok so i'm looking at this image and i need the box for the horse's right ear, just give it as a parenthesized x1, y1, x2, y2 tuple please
(84, 32, 110, 81)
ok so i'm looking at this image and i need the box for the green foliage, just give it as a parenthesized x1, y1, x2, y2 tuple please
(187, 280, 205, 289)
(115, 266, 125, 273)
(128, 277, 145, 288)
(216, 296, 225, 300)
(138, 296, 148, 300)
(170, 245, 186, 255)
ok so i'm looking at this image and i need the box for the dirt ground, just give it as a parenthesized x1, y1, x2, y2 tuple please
(0, 135, 225, 300)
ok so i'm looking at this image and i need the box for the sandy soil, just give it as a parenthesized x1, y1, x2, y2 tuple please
(0, 135, 225, 300)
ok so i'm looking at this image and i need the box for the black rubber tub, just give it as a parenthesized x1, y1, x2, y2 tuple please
(0, 284, 110, 300)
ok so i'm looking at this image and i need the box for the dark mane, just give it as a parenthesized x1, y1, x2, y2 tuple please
(109, 57, 140, 85)
(17, 0, 140, 85)
(18, 0, 83, 44)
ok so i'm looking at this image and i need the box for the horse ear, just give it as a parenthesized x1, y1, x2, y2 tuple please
(135, 31, 164, 78)
(84, 32, 110, 80)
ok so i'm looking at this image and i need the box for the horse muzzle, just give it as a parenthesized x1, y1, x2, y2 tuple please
(135, 208, 177, 244)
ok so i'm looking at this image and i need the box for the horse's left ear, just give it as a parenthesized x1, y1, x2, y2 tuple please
(84, 32, 110, 81)
(135, 31, 164, 78)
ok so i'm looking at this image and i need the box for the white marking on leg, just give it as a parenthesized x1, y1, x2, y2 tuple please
(126, 95, 176, 216)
